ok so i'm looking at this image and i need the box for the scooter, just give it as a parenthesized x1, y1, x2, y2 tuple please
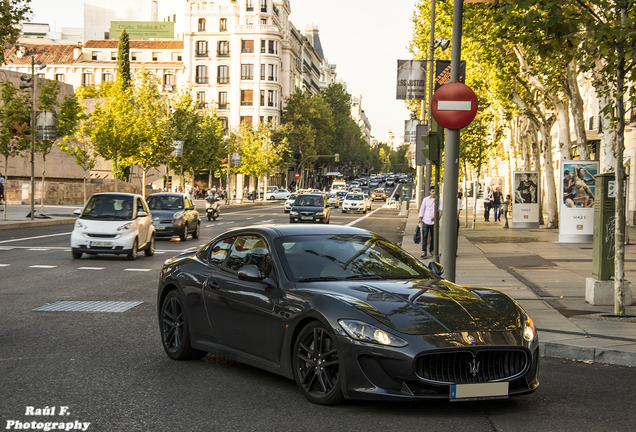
(206, 197, 220, 221)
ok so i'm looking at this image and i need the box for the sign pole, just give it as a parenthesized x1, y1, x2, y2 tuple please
(439, 0, 465, 282)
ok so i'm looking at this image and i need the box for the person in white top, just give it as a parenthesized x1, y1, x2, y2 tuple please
(418, 186, 442, 258)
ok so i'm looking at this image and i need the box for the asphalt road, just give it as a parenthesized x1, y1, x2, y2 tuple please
(1, 202, 635, 431)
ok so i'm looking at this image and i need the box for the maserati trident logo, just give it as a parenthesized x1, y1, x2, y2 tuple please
(469, 358, 480, 377)
(467, 335, 476, 344)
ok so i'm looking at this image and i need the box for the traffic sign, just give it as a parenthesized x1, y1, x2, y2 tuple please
(295, 173, 300, 178)
(431, 82, 478, 130)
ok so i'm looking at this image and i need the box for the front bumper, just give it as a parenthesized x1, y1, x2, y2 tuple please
(153, 220, 185, 237)
(343, 204, 365, 212)
(70, 228, 136, 255)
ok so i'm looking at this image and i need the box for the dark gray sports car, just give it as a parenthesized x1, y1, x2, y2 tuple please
(157, 225, 539, 405)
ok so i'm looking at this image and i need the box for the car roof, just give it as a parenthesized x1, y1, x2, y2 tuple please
(92, 192, 140, 198)
(221, 224, 376, 239)
(147, 192, 189, 198)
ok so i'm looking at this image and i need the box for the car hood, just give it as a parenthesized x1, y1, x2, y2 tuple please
(296, 278, 521, 335)
(291, 205, 325, 212)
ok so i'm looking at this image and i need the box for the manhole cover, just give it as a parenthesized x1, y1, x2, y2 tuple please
(33, 301, 143, 313)
(466, 237, 547, 244)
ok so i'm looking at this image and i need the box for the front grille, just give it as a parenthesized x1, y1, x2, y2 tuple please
(416, 349, 528, 384)
(87, 234, 116, 238)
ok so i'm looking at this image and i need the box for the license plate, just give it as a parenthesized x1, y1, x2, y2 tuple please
(155, 225, 166, 230)
(450, 382, 509, 401)
(89, 241, 112, 247)
(301, 216, 314, 220)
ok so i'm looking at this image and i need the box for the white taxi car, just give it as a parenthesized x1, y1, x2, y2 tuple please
(341, 193, 368, 213)
(70, 193, 155, 260)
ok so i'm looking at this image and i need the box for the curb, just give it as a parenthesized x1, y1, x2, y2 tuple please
(0, 218, 76, 230)
(540, 341, 636, 368)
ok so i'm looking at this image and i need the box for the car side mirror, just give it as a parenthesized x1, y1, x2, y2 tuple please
(428, 261, 444, 279)
(73, 209, 81, 216)
(186, 205, 195, 211)
(238, 264, 263, 282)
(137, 210, 148, 218)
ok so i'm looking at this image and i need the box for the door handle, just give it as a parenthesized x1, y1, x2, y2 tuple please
(206, 280, 220, 290)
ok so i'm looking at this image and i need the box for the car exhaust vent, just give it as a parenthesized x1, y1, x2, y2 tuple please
(416, 349, 528, 384)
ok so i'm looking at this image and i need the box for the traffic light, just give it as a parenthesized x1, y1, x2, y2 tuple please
(420, 119, 444, 163)
(19, 73, 33, 91)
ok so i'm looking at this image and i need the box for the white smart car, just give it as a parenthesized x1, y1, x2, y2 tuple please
(266, 188, 291, 200)
(70, 193, 155, 260)
(284, 193, 299, 213)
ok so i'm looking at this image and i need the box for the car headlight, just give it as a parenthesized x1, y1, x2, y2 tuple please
(523, 315, 536, 342)
(173, 211, 184, 219)
(117, 222, 134, 232)
(75, 220, 85, 229)
(316, 212, 324, 216)
(339, 319, 408, 347)
(290, 211, 298, 216)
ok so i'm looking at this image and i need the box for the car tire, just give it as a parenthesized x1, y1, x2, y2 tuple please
(127, 238, 138, 261)
(72, 251, 82, 259)
(192, 222, 200, 239)
(160, 290, 206, 360)
(292, 322, 343, 405)
(180, 225, 188, 241)
(144, 234, 155, 256)
(342, 210, 346, 213)
(269, 196, 275, 200)
(207, 213, 212, 221)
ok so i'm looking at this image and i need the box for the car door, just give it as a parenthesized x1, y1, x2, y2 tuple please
(184, 196, 197, 230)
(135, 196, 152, 246)
(202, 234, 280, 362)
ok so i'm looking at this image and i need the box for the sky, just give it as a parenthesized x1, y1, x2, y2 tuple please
(28, 0, 417, 142)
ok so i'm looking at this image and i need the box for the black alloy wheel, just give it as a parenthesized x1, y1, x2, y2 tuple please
(144, 234, 155, 256)
(127, 238, 138, 261)
(180, 225, 188, 241)
(293, 322, 343, 405)
(192, 221, 200, 239)
(160, 290, 206, 360)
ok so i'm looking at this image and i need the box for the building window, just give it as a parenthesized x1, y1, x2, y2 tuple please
(198, 18, 206, 32)
(268, 90, 274, 107)
(261, 18, 267, 25)
(218, 91, 228, 109)
(268, 40, 275, 54)
(268, 116, 274, 125)
(219, 116, 228, 131)
(240, 116, 253, 126)
(54, 74, 65, 82)
(260, 90, 265, 106)
(246, 0, 254, 11)
(261, 0, 267, 12)
(195, 65, 208, 84)
(261, 40, 266, 54)
(217, 65, 229, 84)
(152, 52, 162, 61)
(82, 72, 92, 86)
(111, 52, 117, 61)
(220, 18, 227, 32)
(172, 52, 182, 61)
(241, 64, 254, 80)
(218, 41, 229, 56)
(197, 91, 206, 109)
(164, 74, 174, 90)
(91, 51, 102, 61)
(268, 64, 274, 81)
(241, 39, 254, 53)
(241, 90, 253, 106)
(260, 64, 265, 80)
(131, 52, 141, 61)
(196, 41, 208, 57)
(102, 71, 112, 83)
(246, 17, 254, 25)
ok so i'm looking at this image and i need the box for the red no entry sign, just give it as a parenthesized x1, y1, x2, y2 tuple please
(431, 82, 478, 130)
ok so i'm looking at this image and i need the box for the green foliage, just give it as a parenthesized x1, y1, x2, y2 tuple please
(0, 80, 31, 161)
(234, 122, 289, 178)
(117, 29, 131, 89)
(0, 0, 32, 64)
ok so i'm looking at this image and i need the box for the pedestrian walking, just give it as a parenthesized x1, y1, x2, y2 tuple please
(483, 187, 492, 221)
(0, 173, 5, 204)
(418, 186, 442, 258)
(493, 187, 503, 221)
(502, 194, 511, 228)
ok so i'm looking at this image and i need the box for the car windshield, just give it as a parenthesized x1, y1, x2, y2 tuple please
(294, 196, 324, 207)
(81, 195, 134, 220)
(275, 234, 434, 282)
(147, 195, 184, 210)
(287, 194, 298, 201)
(346, 194, 363, 201)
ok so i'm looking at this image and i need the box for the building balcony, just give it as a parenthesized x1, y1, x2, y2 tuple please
(217, 50, 230, 57)
(195, 76, 209, 84)
(163, 84, 176, 92)
(217, 77, 230, 85)
(195, 50, 208, 57)
(218, 103, 229, 110)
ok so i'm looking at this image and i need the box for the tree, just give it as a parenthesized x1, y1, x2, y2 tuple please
(0, 0, 32, 64)
(0, 80, 30, 219)
(34, 78, 60, 214)
(117, 29, 131, 89)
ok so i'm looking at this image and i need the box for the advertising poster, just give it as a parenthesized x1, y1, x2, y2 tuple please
(512, 171, 540, 228)
(35, 111, 57, 141)
(396, 60, 427, 100)
(559, 160, 599, 242)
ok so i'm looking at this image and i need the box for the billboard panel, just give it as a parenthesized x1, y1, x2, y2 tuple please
(512, 171, 540, 228)
(434, 60, 466, 91)
(35, 111, 56, 141)
(559, 160, 598, 242)
(396, 60, 427, 100)
(110, 21, 175, 39)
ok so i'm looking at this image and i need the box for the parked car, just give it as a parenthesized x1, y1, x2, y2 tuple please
(284, 193, 299, 213)
(289, 193, 330, 224)
(147, 193, 200, 241)
(70, 193, 155, 260)
(326, 192, 340, 208)
(370, 188, 386, 201)
(342, 192, 368, 213)
(266, 188, 291, 200)
(157, 225, 539, 405)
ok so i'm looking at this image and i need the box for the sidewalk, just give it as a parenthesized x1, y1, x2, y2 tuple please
(401, 203, 636, 367)
(0, 199, 265, 231)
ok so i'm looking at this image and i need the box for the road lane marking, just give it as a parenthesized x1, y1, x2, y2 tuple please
(345, 207, 382, 227)
(0, 264, 10, 267)
(124, 268, 152, 272)
(77, 267, 105, 270)
(29, 265, 57, 269)
(28, 248, 51, 251)
(0, 232, 71, 244)
(256, 219, 274, 224)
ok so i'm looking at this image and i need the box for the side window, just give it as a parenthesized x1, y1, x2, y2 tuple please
(225, 235, 273, 277)
(208, 237, 236, 266)
(136, 198, 145, 215)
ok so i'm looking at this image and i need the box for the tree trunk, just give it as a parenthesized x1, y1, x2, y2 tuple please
(3, 156, 7, 221)
(83, 169, 87, 204)
(540, 120, 559, 228)
(567, 57, 589, 160)
(114, 158, 118, 192)
(142, 167, 147, 199)
(555, 100, 572, 161)
(40, 153, 46, 215)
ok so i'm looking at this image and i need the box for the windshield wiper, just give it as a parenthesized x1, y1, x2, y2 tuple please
(297, 276, 341, 282)
(345, 275, 384, 280)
